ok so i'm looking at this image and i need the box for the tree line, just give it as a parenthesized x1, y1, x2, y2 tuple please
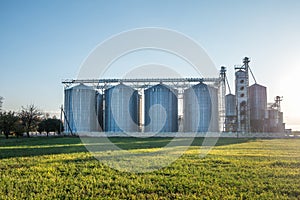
(0, 103, 64, 139)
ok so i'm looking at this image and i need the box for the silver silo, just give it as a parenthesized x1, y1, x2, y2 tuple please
(183, 83, 219, 132)
(64, 83, 99, 134)
(96, 92, 104, 131)
(104, 83, 139, 132)
(144, 84, 178, 132)
(225, 94, 236, 117)
(225, 94, 237, 132)
(267, 109, 279, 132)
(278, 111, 285, 132)
(249, 84, 267, 132)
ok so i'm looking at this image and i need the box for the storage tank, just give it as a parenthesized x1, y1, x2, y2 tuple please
(278, 111, 283, 124)
(96, 92, 104, 131)
(104, 84, 139, 132)
(267, 109, 279, 132)
(183, 83, 219, 132)
(144, 84, 178, 132)
(278, 111, 285, 132)
(225, 94, 236, 117)
(225, 94, 236, 132)
(249, 84, 267, 132)
(64, 83, 99, 134)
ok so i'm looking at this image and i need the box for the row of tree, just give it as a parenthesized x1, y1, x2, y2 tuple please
(0, 96, 3, 111)
(0, 104, 64, 139)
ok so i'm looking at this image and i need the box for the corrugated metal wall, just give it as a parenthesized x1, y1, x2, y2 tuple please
(104, 84, 139, 132)
(64, 84, 100, 134)
(183, 83, 219, 132)
(144, 84, 178, 132)
(249, 83, 267, 132)
(225, 94, 236, 117)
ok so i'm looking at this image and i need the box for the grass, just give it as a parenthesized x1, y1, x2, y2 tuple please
(0, 136, 300, 199)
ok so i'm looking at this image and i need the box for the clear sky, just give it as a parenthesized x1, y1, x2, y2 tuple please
(0, 0, 299, 130)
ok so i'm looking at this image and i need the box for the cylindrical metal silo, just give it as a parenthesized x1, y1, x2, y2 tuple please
(144, 84, 178, 132)
(249, 83, 267, 132)
(96, 92, 104, 131)
(183, 83, 219, 132)
(268, 109, 279, 132)
(225, 94, 237, 132)
(104, 83, 139, 132)
(64, 83, 99, 134)
(278, 111, 284, 132)
(225, 94, 236, 117)
(278, 111, 283, 124)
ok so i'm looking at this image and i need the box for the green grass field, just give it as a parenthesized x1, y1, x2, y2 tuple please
(0, 137, 300, 199)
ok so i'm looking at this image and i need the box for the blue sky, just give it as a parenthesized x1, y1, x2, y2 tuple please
(0, 0, 300, 130)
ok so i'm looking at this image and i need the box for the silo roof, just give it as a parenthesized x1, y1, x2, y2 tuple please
(249, 83, 266, 89)
(145, 83, 178, 93)
(66, 83, 94, 90)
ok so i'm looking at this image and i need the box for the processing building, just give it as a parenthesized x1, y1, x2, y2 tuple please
(234, 58, 251, 133)
(224, 57, 286, 133)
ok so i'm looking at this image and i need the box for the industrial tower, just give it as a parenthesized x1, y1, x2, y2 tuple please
(235, 57, 250, 133)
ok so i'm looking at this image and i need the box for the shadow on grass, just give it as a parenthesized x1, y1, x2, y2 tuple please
(0, 136, 255, 159)
(0, 136, 88, 159)
(0, 136, 82, 147)
(106, 137, 255, 150)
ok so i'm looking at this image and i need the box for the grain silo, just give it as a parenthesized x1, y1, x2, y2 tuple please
(267, 109, 279, 132)
(183, 83, 219, 132)
(225, 94, 237, 132)
(144, 84, 178, 132)
(104, 83, 139, 132)
(278, 111, 285, 132)
(225, 94, 236, 117)
(64, 83, 99, 134)
(249, 84, 267, 132)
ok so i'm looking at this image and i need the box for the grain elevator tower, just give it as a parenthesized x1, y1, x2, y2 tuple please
(235, 57, 250, 133)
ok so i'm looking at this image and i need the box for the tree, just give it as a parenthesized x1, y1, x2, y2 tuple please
(37, 120, 46, 135)
(0, 96, 3, 111)
(14, 120, 25, 138)
(19, 104, 42, 138)
(0, 111, 20, 139)
(37, 118, 64, 137)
